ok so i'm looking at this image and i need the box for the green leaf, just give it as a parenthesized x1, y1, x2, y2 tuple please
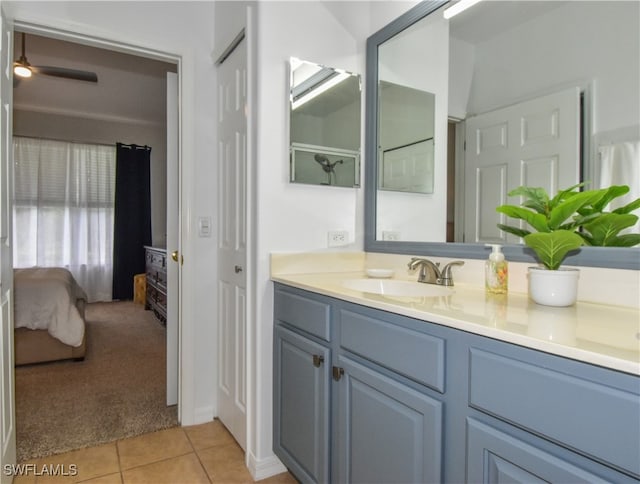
(590, 185, 630, 212)
(496, 206, 550, 232)
(547, 190, 605, 229)
(612, 197, 640, 215)
(578, 233, 595, 246)
(524, 230, 584, 270)
(497, 224, 531, 239)
(607, 234, 640, 247)
(506, 186, 549, 214)
(548, 182, 585, 210)
(582, 213, 639, 246)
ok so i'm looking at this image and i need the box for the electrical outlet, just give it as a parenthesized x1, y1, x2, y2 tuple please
(382, 231, 401, 241)
(327, 230, 349, 247)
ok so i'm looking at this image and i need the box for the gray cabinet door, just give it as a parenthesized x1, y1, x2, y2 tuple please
(335, 356, 443, 484)
(273, 325, 330, 483)
(466, 418, 634, 484)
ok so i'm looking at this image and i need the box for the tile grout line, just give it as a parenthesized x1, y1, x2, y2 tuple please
(115, 440, 124, 484)
(118, 428, 200, 478)
(183, 427, 214, 483)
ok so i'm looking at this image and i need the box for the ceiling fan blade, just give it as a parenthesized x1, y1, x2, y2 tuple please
(32, 65, 98, 83)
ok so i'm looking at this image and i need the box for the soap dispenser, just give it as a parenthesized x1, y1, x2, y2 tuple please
(485, 244, 508, 294)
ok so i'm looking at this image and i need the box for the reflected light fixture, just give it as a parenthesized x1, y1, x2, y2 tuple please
(292, 71, 350, 110)
(13, 60, 32, 78)
(14, 32, 33, 78)
(443, 0, 483, 19)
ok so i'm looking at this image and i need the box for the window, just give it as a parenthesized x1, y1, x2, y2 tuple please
(13, 137, 116, 301)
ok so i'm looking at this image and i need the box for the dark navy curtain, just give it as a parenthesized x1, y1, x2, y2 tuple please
(112, 142, 152, 300)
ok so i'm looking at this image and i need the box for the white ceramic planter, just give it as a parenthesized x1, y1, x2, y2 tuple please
(528, 266, 580, 307)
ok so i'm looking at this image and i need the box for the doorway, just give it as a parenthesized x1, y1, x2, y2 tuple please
(10, 24, 182, 460)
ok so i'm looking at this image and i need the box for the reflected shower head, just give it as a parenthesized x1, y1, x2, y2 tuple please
(314, 154, 332, 173)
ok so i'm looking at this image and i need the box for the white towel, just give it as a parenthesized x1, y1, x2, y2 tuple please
(598, 140, 640, 233)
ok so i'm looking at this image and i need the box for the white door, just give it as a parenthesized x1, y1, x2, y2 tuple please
(0, 9, 17, 482)
(463, 87, 581, 243)
(217, 36, 247, 450)
(166, 72, 179, 407)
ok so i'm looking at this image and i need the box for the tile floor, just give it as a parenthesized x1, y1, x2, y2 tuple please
(12, 420, 297, 484)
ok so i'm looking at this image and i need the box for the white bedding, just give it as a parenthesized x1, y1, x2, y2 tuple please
(14, 267, 87, 347)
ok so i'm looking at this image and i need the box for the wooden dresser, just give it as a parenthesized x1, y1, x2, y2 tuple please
(144, 246, 167, 324)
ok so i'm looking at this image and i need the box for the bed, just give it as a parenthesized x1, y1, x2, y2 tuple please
(14, 267, 88, 366)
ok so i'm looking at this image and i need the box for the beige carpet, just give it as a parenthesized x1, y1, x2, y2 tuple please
(15, 301, 178, 463)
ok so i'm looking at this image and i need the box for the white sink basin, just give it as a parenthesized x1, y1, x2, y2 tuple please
(341, 278, 453, 297)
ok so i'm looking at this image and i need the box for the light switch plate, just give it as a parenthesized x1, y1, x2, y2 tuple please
(198, 216, 212, 237)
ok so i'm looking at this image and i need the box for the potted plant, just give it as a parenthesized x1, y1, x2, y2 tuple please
(496, 184, 640, 306)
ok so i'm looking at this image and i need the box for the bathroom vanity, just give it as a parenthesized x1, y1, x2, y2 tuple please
(272, 273, 639, 483)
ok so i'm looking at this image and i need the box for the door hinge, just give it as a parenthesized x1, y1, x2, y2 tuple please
(332, 366, 344, 381)
(312, 354, 324, 367)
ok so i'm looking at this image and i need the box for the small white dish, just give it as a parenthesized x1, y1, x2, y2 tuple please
(366, 268, 395, 279)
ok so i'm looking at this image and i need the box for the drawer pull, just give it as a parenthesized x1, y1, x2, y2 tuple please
(332, 366, 344, 381)
(234, 265, 243, 273)
(312, 355, 324, 367)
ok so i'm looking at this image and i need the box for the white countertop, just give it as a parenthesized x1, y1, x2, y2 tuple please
(272, 270, 640, 376)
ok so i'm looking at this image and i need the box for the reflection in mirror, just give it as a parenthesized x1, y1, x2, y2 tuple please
(289, 58, 361, 187)
(375, 4, 449, 242)
(365, 0, 640, 269)
(378, 82, 435, 195)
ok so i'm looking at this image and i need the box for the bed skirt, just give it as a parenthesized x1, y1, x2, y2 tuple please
(14, 300, 87, 366)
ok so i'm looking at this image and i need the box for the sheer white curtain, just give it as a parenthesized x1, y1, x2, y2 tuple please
(13, 137, 116, 302)
(598, 140, 640, 233)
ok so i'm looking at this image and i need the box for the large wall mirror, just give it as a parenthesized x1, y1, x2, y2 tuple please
(365, 0, 640, 269)
(289, 58, 361, 187)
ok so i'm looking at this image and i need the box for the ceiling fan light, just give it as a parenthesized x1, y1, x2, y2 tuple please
(14, 63, 32, 78)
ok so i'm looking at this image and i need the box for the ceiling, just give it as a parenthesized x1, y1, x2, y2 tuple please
(449, 0, 568, 45)
(12, 31, 177, 126)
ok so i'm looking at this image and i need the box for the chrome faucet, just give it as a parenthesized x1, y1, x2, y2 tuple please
(408, 258, 465, 286)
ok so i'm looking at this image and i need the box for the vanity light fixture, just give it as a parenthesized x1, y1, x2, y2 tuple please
(443, 0, 483, 19)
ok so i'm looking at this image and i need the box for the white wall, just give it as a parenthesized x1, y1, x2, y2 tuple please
(4, 0, 219, 425)
(251, 1, 364, 473)
(448, 36, 474, 120)
(246, 0, 422, 477)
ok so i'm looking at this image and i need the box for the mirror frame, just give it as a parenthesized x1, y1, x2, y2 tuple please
(364, 0, 640, 270)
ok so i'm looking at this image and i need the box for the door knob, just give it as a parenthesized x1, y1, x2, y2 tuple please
(171, 250, 179, 262)
(234, 265, 243, 273)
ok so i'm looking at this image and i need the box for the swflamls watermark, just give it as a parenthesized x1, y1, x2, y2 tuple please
(3, 463, 78, 477)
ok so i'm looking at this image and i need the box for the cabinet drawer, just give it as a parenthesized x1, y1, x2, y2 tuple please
(469, 348, 640, 476)
(146, 249, 166, 269)
(274, 288, 330, 341)
(339, 309, 445, 393)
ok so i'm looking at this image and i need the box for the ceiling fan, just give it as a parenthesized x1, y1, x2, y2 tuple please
(13, 32, 98, 85)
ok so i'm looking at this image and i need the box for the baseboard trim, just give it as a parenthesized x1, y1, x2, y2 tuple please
(187, 405, 214, 426)
(247, 451, 287, 481)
